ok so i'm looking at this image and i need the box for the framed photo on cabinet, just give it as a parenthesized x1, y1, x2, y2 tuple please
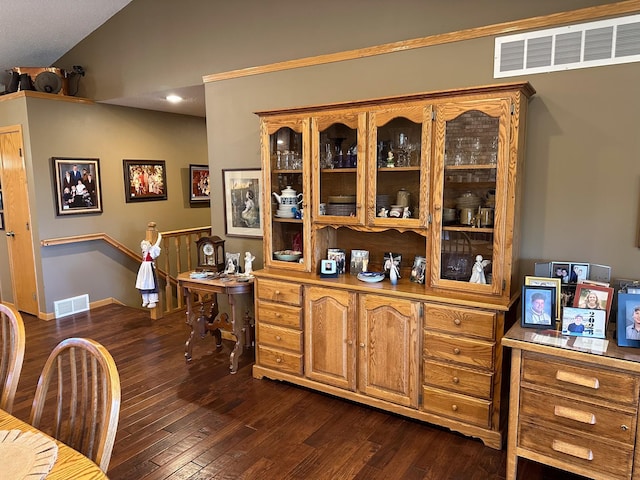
(52, 157, 103, 216)
(123, 159, 167, 202)
(573, 283, 614, 321)
(521, 285, 556, 329)
(189, 164, 210, 204)
(222, 168, 263, 238)
(561, 307, 606, 338)
(525, 276, 561, 320)
(617, 293, 640, 347)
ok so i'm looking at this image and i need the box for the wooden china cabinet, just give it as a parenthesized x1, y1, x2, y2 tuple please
(253, 82, 535, 449)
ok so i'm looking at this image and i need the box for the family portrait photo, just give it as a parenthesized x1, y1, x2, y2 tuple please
(123, 160, 167, 202)
(52, 157, 102, 216)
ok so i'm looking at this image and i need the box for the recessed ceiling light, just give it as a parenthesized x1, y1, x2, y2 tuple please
(166, 94, 183, 103)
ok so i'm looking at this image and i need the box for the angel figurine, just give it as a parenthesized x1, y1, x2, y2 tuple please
(469, 254, 491, 284)
(244, 251, 255, 275)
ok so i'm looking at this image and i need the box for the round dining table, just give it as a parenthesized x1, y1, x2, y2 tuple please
(0, 409, 107, 479)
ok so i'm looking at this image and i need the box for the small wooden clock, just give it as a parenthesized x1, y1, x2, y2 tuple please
(195, 235, 226, 272)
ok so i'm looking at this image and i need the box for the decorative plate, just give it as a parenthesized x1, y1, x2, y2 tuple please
(0, 429, 58, 480)
(357, 272, 385, 283)
(274, 250, 302, 262)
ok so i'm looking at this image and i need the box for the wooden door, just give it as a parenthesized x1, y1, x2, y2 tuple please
(358, 294, 420, 407)
(304, 286, 357, 390)
(0, 126, 38, 315)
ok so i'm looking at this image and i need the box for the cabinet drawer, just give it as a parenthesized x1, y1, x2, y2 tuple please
(258, 345, 303, 376)
(424, 332, 494, 370)
(258, 323, 303, 352)
(257, 300, 302, 329)
(422, 386, 491, 428)
(518, 420, 633, 480)
(425, 304, 496, 340)
(523, 352, 640, 406)
(520, 388, 636, 445)
(257, 279, 302, 306)
(423, 359, 492, 399)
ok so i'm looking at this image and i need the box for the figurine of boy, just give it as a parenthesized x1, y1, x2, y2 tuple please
(135, 233, 162, 308)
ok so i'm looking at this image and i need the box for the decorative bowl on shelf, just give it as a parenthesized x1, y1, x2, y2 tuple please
(357, 271, 385, 283)
(274, 250, 302, 262)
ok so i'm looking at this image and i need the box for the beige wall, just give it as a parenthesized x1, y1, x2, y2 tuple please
(0, 95, 210, 313)
(206, 33, 640, 281)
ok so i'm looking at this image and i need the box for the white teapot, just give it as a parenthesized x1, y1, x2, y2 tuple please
(272, 186, 303, 207)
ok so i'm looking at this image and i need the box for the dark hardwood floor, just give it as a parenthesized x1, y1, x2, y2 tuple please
(9, 304, 587, 479)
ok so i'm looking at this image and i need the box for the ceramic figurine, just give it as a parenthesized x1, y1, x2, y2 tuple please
(385, 252, 400, 285)
(378, 207, 388, 217)
(386, 151, 395, 167)
(402, 206, 411, 218)
(469, 254, 491, 284)
(244, 251, 255, 275)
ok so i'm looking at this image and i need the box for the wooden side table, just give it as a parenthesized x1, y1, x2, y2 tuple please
(503, 323, 640, 480)
(178, 272, 254, 373)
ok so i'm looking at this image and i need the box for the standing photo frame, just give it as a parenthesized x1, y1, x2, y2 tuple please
(52, 157, 103, 216)
(525, 276, 562, 320)
(123, 159, 167, 203)
(222, 168, 263, 238)
(617, 293, 640, 347)
(561, 306, 607, 338)
(189, 164, 210, 204)
(521, 285, 556, 329)
(573, 283, 614, 321)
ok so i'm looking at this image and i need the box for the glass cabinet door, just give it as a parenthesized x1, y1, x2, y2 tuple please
(431, 99, 510, 294)
(367, 104, 431, 228)
(311, 112, 366, 225)
(261, 117, 311, 271)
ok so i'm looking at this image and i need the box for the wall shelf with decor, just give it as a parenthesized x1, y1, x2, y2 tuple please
(253, 82, 535, 449)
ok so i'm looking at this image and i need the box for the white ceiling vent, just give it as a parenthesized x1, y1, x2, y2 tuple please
(494, 14, 640, 78)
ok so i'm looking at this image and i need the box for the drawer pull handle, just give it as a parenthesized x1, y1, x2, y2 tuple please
(622, 425, 629, 431)
(555, 370, 600, 390)
(274, 290, 281, 296)
(453, 348, 461, 355)
(276, 357, 282, 363)
(553, 405, 596, 425)
(275, 313, 282, 318)
(454, 318, 461, 326)
(452, 377, 460, 384)
(551, 439, 593, 461)
(275, 335, 282, 341)
(360, 343, 365, 348)
(347, 340, 353, 345)
(451, 404, 458, 412)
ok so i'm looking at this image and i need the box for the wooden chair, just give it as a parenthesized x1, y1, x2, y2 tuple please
(29, 337, 121, 473)
(0, 303, 26, 413)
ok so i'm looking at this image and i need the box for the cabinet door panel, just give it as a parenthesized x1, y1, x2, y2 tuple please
(305, 287, 357, 391)
(358, 294, 420, 407)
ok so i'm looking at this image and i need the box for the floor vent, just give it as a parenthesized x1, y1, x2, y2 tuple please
(54, 294, 90, 319)
(494, 13, 640, 78)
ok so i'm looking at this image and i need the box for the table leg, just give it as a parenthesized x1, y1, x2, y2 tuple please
(227, 293, 245, 374)
(184, 287, 195, 362)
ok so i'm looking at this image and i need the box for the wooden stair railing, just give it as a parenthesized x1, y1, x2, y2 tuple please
(41, 223, 212, 319)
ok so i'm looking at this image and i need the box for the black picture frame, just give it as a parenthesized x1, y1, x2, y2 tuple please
(521, 284, 556, 329)
(617, 293, 640, 347)
(0, 212, 4, 230)
(52, 157, 103, 216)
(189, 164, 210, 204)
(123, 159, 167, 203)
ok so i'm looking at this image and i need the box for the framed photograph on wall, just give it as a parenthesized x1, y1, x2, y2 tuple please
(123, 159, 167, 202)
(0, 212, 4, 230)
(52, 157, 103, 216)
(521, 285, 556, 329)
(525, 276, 562, 320)
(617, 293, 640, 347)
(573, 283, 614, 321)
(189, 164, 210, 204)
(561, 307, 607, 338)
(222, 168, 263, 238)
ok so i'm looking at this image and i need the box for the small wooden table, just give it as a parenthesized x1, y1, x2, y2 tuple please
(0, 409, 107, 479)
(178, 272, 254, 374)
